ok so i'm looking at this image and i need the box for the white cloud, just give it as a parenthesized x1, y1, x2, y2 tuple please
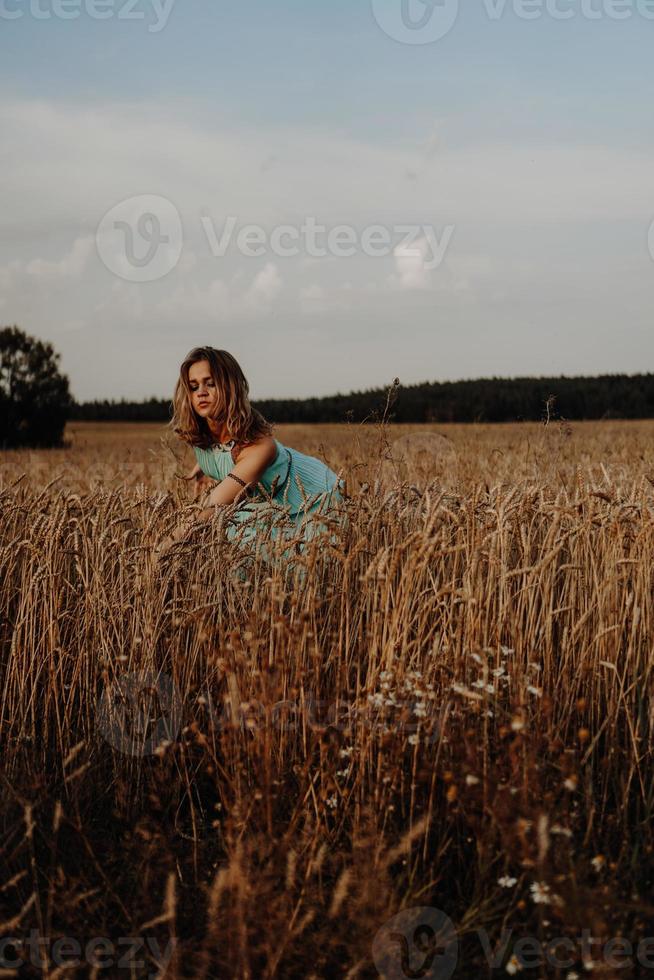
(0, 235, 94, 291)
(2, 98, 654, 399)
(150, 262, 284, 322)
(392, 235, 433, 290)
(1, 99, 653, 241)
(25, 235, 94, 282)
(250, 262, 282, 304)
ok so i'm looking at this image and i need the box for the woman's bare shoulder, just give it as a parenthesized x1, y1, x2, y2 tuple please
(233, 434, 277, 465)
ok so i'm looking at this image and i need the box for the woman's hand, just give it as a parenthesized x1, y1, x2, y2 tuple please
(180, 462, 211, 501)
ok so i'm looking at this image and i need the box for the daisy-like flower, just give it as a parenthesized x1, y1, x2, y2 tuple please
(505, 953, 523, 974)
(529, 881, 552, 905)
(408, 734, 419, 746)
(498, 876, 517, 888)
(472, 680, 495, 694)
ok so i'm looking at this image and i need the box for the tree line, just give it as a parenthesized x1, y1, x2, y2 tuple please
(3, 324, 653, 451)
(69, 373, 654, 425)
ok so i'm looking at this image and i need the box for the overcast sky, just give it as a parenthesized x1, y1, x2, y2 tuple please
(1, 0, 653, 402)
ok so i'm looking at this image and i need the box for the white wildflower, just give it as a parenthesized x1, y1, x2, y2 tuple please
(153, 739, 172, 757)
(498, 876, 517, 888)
(529, 881, 552, 905)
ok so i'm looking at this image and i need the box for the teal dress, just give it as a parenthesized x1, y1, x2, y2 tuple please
(193, 437, 346, 563)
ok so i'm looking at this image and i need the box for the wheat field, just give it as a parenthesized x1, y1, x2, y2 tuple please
(1, 418, 654, 978)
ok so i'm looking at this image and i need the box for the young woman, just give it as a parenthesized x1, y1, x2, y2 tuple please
(156, 346, 346, 560)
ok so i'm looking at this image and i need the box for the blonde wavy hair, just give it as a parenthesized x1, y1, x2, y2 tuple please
(169, 347, 274, 450)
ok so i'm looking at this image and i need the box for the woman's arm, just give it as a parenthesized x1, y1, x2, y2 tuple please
(196, 437, 277, 518)
(156, 437, 277, 554)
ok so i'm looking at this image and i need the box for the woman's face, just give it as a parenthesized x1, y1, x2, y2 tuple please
(187, 359, 219, 419)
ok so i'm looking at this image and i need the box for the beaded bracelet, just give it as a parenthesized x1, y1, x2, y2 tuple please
(227, 472, 247, 489)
